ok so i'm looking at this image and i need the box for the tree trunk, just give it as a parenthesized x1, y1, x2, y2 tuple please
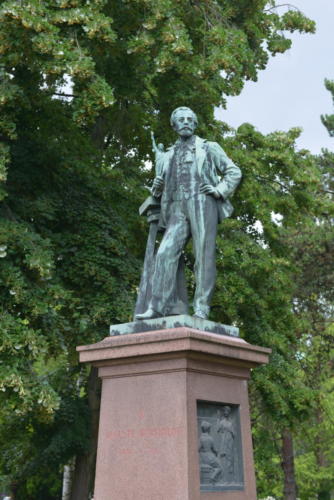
(315, 405, 331, 500)
(10, 481, 18, 500)
(62, 458, 75, 500)
(70, 367, 101, 500)
(281, 428, 297, 500)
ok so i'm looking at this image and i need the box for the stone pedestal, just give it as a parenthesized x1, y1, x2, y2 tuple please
(77, 322, 270, 500)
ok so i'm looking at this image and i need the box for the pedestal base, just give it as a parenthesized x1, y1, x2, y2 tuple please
(77, 325, 270, 500)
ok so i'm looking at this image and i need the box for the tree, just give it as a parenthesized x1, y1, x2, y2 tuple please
(213, 123, 321, 500)
(292, 80, 334, 500)
(0, 95, 145, 498)
(0, 1, 316, 498)
(248, 79, 334, 500)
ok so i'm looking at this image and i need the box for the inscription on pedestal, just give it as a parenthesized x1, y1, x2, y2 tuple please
(197, 401, 244, 492)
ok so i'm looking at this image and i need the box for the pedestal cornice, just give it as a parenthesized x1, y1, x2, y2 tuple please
(77, 327, 270, 369)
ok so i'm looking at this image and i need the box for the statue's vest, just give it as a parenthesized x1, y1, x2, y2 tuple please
(169, 137, 202, 201)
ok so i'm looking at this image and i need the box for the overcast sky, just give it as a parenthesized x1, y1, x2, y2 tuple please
(216, 0, 334, 154)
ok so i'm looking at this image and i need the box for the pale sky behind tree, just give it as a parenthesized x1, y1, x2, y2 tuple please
(216, 0, 334, 154)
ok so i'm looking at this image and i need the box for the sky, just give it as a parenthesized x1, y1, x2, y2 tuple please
(215, 0, 334, 154)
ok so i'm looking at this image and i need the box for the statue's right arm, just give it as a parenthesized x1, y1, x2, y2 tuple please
(152, 148, 170, 195)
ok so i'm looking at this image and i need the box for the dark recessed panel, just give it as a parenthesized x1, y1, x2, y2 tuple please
(197, 401, 244, 492)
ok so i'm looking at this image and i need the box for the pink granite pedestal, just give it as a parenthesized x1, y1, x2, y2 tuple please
(77, 327, 270, 500)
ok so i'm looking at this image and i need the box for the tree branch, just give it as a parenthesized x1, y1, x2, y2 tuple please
(265, 3, 301, 13)
(255, 174, 292, 193)
(53, 92, 76, 98)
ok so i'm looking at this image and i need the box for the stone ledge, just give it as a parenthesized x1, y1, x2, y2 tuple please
(77, 326, 271, 368)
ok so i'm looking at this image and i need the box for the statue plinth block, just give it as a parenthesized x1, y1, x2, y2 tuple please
(77, 322, 270, 500)
(109, 314, 240, 338)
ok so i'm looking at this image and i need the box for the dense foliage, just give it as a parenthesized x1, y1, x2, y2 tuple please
(290, 82, 334, 500)
(0, 1, 326, 499)
(248, 82, 334, 500)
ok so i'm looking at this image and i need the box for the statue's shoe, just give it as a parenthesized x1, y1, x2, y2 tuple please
(193, 310, 208, 320)
(135, 308, 161, 320)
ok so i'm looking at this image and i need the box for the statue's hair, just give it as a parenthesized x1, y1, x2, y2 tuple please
(201, 420, 211, 432)
(170, 107, 198, 127)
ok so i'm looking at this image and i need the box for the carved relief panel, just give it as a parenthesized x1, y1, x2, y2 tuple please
(197, 401, 244, 492)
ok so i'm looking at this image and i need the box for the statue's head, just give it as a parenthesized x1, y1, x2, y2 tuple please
(201, 420, 211, 433)
(170, 106, 198, 138)
(222, 406, 232, 417)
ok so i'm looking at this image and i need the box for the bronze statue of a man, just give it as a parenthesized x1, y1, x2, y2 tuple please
(136, 106, 241, 320)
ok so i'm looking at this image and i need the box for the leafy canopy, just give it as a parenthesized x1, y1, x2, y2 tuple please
(0, 0, 317, 498)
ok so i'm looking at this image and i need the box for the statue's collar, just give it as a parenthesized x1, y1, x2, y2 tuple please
(172, 135, 206, 149)
(174, 135, 196, 148)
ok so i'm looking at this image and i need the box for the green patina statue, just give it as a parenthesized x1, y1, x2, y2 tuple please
(135, 107, 242, 320)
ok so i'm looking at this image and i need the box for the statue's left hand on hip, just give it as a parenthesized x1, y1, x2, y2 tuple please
(200, 183, 221, 199)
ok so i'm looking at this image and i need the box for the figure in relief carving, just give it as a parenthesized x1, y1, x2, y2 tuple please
(217, 406, 235, 478)
(198, 421, 222, 484)
(136, 107, 242, 320)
